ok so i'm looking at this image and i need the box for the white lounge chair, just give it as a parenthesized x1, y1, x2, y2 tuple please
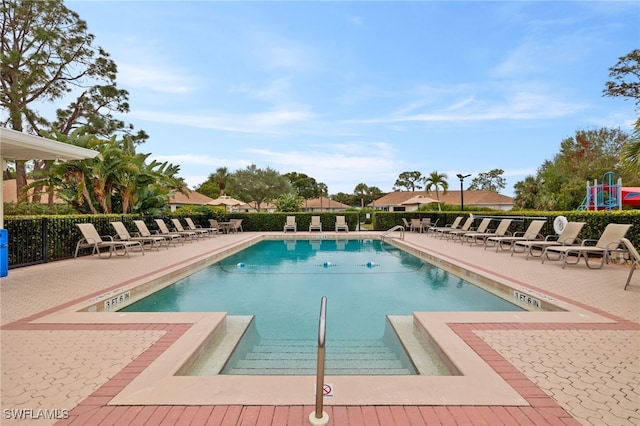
(111, 221, 167, 250)
(171, 218, 199, 240)
(335, 216, 349, 232)
(487, 220, 546, 252)
(309, 216, 322, 232)
(465, 218, 513, 247)
(185, 217, 216, 237)
(429, 216, 463, 236)
(620, 238, 639, 290)
(440, 217, 474, 239)
(447, 218, 492, 242)
(207, 219, 220, 235)
(155, 219, 194, 242)
(134, 220, 182, 246)
(230, 218, 243, 233)
(74, 223, 143, 258)
(512, 221, 585, 259)
(284, 216, 297, 233)
(542, 223, 632, 269)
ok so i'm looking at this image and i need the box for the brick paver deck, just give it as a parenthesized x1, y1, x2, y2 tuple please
(1, 230, 638, 425)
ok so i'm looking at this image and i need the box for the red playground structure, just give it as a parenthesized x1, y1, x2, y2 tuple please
(578, 171, 640, 210)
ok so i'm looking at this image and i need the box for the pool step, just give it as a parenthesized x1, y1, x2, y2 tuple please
(223, 338, 414, 375)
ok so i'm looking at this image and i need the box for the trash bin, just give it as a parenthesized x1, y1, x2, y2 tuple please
(0, 229, 8, 277)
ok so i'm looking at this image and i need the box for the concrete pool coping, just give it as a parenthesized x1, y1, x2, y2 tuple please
(26, 232, 617, 407)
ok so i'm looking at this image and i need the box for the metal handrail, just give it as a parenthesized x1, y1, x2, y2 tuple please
(381, 225, 405, 241)
(314, 296, 327, 420)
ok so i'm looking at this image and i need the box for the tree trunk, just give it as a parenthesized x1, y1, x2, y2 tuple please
(15, 161, 28, 200)
(31, 160, 46, 203)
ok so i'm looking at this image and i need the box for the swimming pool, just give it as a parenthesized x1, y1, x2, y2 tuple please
(122, 239, 523, 375)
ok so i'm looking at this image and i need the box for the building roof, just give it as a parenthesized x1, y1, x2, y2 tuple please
(372, 190, 514, 208)
(303, 196, 351, 209)
(169, 189, 215, 206)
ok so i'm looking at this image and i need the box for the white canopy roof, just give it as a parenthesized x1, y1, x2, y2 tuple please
(1, 127, 99, 227)
(1, 127, 98, 160)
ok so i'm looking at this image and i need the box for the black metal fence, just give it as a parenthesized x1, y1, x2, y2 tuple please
(4, 215, 151, 268)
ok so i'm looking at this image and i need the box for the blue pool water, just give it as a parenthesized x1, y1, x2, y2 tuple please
(122, 239, 522, 375)
(123, 239, 522, 375)
(122, 239, 521, 338)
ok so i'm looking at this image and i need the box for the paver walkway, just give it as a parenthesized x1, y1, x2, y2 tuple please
(1, 230, 638, 425)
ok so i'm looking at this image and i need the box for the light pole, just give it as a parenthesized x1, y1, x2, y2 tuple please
(456, 174, 471, 211)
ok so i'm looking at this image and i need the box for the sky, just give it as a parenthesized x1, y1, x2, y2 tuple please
(66, 1, 638, 197)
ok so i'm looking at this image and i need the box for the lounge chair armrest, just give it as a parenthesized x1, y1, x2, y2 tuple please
(101, 235, 115, 241)
(606, 241, 625, 251)
(545, 235, 559, 241)
(581, 238, 598, 246)
(512, 231, 525, 237)
(559, 237, 580, 245)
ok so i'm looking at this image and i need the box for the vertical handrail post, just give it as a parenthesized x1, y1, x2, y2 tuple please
(309, 296, 329, 426)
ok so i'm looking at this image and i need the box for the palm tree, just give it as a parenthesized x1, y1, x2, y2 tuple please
(621, 118, 640, 173)
(354, 183, 369, 209)
(318, 182, 328, 210)
(215, 167, 230, 196)
(424, 171, 448, 211)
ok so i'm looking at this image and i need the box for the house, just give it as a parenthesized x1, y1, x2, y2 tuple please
(167, 189, 214, 212)
(3, 180, 215, 213)
(239, 201, 276, 213)
(371, 190, 515, 211)
(2, 179, 64, 204)
(301, 196, 350, 212)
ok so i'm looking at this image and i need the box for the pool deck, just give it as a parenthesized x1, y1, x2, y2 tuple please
(1, 230, 638, 425)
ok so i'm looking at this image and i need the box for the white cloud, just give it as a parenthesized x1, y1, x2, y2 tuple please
(130, 107, 316, 135)
(117, 63, 193, 94)
(349, 16, 364, 26)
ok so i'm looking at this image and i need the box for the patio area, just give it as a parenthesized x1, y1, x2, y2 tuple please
(1, 230, 638, 425)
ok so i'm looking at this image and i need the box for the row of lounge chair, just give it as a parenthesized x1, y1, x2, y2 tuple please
(74, 218, 242, 259)
(283, 215, 349, 233)
(418, 215, 638, 289)
(430, 216, 516, 247)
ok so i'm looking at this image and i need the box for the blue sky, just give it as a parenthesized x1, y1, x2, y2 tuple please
(67, 1, 638, 197)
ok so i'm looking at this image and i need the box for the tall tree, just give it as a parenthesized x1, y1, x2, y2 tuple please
(229, 164, 291, 212)
(25, 128, 184, 214)
(393, 171, 423, 191)
(284, 172, 319, 207)
(194, 167, 232, 198)
(423, 171, 448, 211)
(603, 49, 640, 105)
(366, 186, 384, 208)
(354, 183, 368, 208)
(621, 122, 640, 173)
(317, 182, 328, 210)
(468, 169, 506, 193)
(512, 176, 542, 210)
(1, 0, 143, 199)
(603, 49, 640, 174)
(514, 128, 633, 210)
